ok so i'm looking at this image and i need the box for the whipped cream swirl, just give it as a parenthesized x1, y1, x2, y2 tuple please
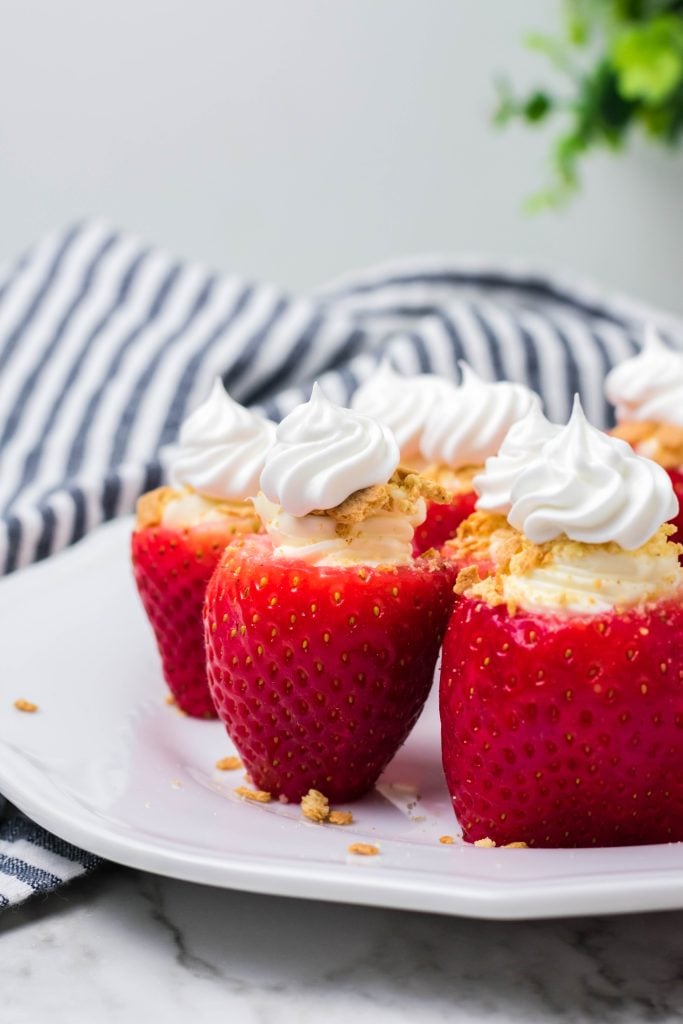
(169, 379, 276, 500)
(605, 326, 683, 426)
(420, 364, 539, 469)
(351, 359, 454, 464)
(508, 397, 678, 549)
(474, 404, 561, 514)
(260, 384, 399, 516)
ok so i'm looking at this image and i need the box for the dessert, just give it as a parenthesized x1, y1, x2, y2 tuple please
(131, 380, 275, 717)
(415, 364, 540, 553)
(204, 385, 457, 802)
(605, 327, 683, 544)
(440, 397, 683, 847)
(443, 403, 560, 577)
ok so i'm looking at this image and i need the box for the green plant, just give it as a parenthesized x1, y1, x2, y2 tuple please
(496, 1, 683, 209)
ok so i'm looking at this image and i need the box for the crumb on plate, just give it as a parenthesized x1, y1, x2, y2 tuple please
(215, 756, 243, 771)
(348, 842, 380, 856)
(439, 835, 455, 845)
(235, 786, 271, 803)
(14, 699, 38, 713)
(329, 810, 353, 826)
(503, 841, 529, 849)
(301, 789, 330, 822)
(473, 837, 496, 848)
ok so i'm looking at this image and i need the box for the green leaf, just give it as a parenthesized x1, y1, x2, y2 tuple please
(496, 2, 683, 211)
(612, 16, 683, 103)
(523, 91, 553, 122)
(525, 31, 579, 78)
(492, 79, 520, 127)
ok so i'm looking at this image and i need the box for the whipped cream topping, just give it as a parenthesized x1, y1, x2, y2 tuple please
(351, 360, 454, 464)
(419, 363, 539, 470)
(474, 404, 561, 514)
(254, 492, 425, 566)
(501, 530, 682, 614)
(169, 379, 276, 500)
(508, 396, 678, 550)
(605, 326, 683, 426)
(260, 383, 399, 516)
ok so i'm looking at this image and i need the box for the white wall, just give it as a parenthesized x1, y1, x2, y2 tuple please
(1, 0, 681, 311)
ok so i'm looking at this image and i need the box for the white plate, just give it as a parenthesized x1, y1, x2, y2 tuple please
(2, 518, 683, 921)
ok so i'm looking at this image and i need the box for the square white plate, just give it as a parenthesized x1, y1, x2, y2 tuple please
(2, 518, 683, 920)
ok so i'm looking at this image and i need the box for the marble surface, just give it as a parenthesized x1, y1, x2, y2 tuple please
(2, 868, 683, 1023)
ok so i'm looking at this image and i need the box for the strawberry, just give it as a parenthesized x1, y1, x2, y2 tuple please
(204, 534, 457, 801)
(131, 489, 261, 717)
(666, 468, 683, 547)
(440, 594, 683, 847)
(413, 491, 477, 555)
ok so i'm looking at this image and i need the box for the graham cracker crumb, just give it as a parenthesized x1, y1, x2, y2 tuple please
(136, 485, 261, 531)
(13, 699, 38, 713)
(329, 810, 354, 826)
(165, 693, 176, 706)
(504, 841, 529, 849)
(136, 486, 179, 529)
(461, 522, 681, 612)
(612, 420, 654, 446)
(301, 789, 330, 822)
(468, 574, 506, 607)
(309, 468, 448, 537)
(422, 463, 480, 495)
(473, 837, 496, 848)
(214, 499, 262, 533)
(448, 510, 511, 558)
(235, 786, 271, 803)
(348, 842, 380, 856)
(613, 420, 683, 469)
(215, 756, 243, 771)
(439, 835, 455, 845)
(398, 467, 450, 505)
(454, 565, 482, 596)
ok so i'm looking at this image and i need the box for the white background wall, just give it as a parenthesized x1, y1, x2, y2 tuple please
(1, 0, 681, 312)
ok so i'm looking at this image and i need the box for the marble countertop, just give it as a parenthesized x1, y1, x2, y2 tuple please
(2, 867, 682, 1023)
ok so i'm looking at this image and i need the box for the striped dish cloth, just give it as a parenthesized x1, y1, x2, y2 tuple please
(1, 218, 681, 907)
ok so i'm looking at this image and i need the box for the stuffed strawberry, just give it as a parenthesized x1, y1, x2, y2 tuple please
(206, 534, 456, 801)
(442, 591, 683, 848)
(350, 359, 540, 555)
(414, 364, 539, 553)
(441, 398, 682, 847)
(606, 327, 683, 549)
(204, 385, 457, 801)
(131, 380, 274, 717)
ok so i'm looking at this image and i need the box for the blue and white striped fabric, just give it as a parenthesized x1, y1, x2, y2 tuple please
(1, 218, 682, 906)
(0, 811, 100, 908)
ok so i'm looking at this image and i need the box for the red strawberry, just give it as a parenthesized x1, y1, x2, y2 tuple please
(131, 489, 260, 718)
(666, 468, 683, 547)
(440, 594, 683, 847)
(413, 491, 477, 555)
(204, 534, 457, 801)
